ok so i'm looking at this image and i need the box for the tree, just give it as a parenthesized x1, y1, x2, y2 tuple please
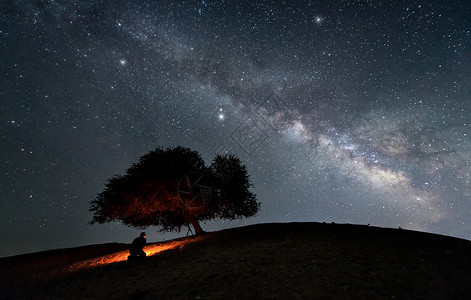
(89, 146, 260, 234)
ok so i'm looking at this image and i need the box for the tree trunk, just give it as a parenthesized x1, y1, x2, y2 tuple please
(186, 214, 204, 235)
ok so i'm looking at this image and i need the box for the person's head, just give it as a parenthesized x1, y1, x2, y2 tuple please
(140, 232, 146, 238)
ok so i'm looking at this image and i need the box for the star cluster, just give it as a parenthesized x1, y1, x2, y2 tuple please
(1, 0, 470, 257)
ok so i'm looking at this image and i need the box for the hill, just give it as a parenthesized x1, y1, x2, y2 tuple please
(1, 222, 471, 299)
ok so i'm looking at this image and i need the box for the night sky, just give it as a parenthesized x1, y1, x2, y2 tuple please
(1, 0, 471, 257)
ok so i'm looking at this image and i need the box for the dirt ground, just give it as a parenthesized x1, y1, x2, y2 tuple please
(1, 222, 471, 299)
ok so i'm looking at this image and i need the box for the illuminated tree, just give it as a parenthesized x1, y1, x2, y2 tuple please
(89, 146, 259, 234)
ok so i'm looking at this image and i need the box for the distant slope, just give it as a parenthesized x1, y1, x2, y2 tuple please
(0, 243, 129, 284)
(1, 222, 471, 299)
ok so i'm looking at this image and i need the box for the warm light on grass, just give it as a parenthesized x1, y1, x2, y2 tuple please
(68, 236, 204, 272)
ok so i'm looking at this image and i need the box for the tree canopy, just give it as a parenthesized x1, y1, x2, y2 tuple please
(89, 146, 260, 234)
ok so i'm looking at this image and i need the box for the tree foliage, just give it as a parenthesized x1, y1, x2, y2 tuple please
(89, 146, 260, 234)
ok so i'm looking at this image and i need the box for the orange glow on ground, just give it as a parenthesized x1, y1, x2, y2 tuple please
(68, 236, 204, 272)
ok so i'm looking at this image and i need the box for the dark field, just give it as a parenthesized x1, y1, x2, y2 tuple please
(1, 222, 471, 299)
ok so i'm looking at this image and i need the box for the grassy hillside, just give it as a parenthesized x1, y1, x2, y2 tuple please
(1, 222, 471, 299)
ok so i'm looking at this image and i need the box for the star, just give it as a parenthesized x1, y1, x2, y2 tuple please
(218, 108, 225, 121)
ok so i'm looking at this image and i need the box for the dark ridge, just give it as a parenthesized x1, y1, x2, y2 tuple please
(2, 222, 471, 299)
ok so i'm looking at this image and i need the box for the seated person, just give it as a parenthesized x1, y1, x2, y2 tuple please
(128, 232, 146, 260)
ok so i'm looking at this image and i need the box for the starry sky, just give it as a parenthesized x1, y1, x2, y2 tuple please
(1, 0, 471, 257)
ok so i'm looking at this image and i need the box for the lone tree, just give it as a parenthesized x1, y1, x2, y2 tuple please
(89, 146, 259, 234)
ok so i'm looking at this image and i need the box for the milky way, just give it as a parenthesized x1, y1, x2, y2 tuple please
(1, 1, 470, 257)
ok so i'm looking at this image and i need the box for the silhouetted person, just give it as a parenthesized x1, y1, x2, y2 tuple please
(128, 232, 146, 260)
